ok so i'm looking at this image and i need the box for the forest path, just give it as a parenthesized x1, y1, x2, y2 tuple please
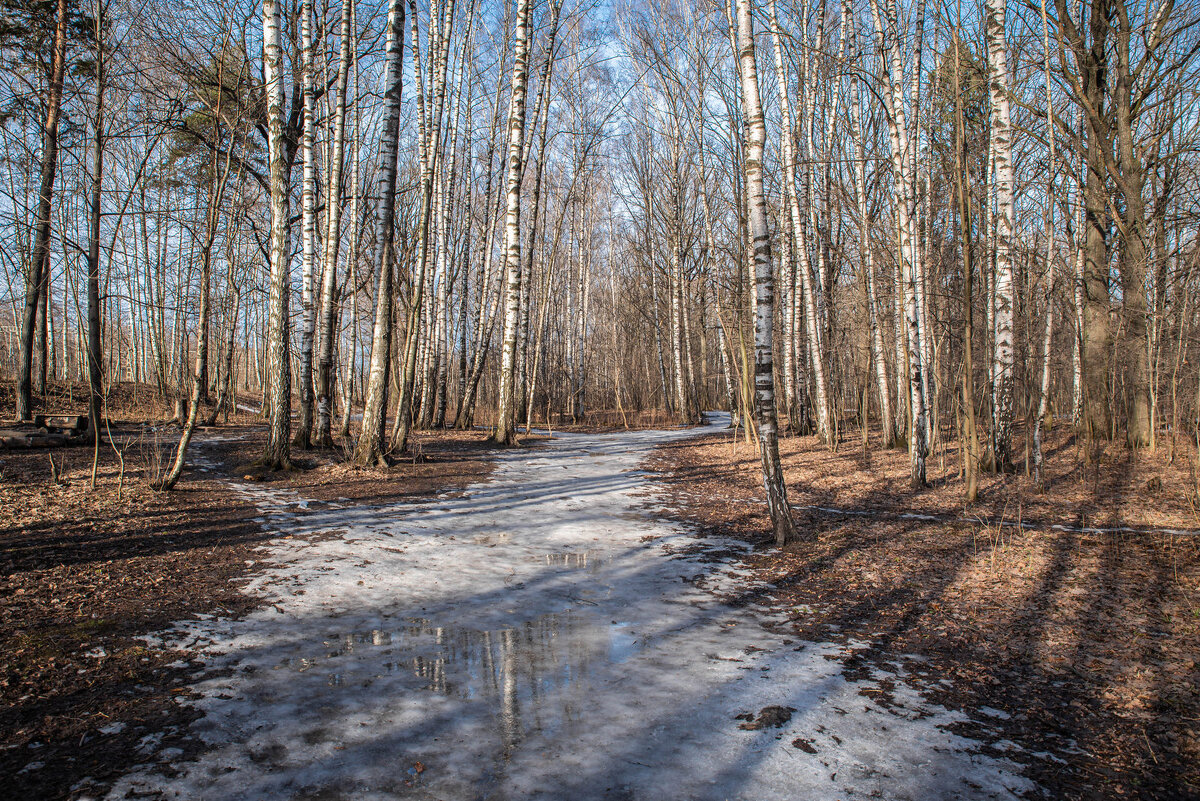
(107, 414, 1033, 801)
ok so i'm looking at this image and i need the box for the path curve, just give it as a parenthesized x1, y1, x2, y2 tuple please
(106, 413, 1033, 801)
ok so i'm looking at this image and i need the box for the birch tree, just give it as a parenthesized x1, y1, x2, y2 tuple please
(293, 0, 318, 449)
(259, 0, 293, 469)
(313, 0, 355, 448)
(849, 20, 893, 449)
(734, 0, 797, 546)
(767, 0, 831, 444)
(869, 0, 929, 486)
(986, 0, 1015, 471)
(352, 0, 405, 467)
(491, 0, 532, 446)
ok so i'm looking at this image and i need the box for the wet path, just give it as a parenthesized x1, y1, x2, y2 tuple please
(107, 414, 1033, 800)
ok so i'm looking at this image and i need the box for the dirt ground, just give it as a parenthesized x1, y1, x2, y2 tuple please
(0, 386, 501, 801)
(7, 382, 1196, 799)
(648, 421, 1200, 800)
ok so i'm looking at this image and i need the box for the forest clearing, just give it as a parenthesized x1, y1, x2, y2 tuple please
(2, 0, 1199, 795)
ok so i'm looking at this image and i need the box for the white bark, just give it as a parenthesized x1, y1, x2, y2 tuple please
(870, 0, 928, 486)
(261, 0, 292, 468)
(340, 24, 362, 439)
(457, 49, 509, 428)
(849, 21, 893, 447)
(315, 0, 354, 446)
(987, 0, 1016, 470)
(352, 0, 405, 466)
(393, 0, 455, 451)
(295, 0, 317, 448)
(768, 0, 830, 443)
(492, 0, 532, 445)
(734, 0, 797, 545)
(902, 0, 934, 452)
(1034, 0, 1057, 489)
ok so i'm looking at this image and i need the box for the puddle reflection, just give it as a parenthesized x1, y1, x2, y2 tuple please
(278, 610, 640, 753)
(537, 551, 606, 571)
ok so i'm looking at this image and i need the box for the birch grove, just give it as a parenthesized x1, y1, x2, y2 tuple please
(2, 0, 1199, 535)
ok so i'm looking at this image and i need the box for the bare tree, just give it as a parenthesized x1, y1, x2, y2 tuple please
(734, 0, 797, 545)
(352, 0, 405, 467)
(259, 0, 294, 469)
(491, 0, 532, 446)
(15, 0, 69, 421)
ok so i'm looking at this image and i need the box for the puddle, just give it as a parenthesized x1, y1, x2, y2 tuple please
(275, 611, 641, 750)
(536, 551, 607, 571)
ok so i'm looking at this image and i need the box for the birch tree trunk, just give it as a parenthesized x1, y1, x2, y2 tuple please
(769, 0, 830, 443)
(850, 23, 893, 449)
(516, 0, 562, 423)
(870, 0, 928, 486)
(491, 0, 532, 446)
(392, 0, 453, 453)
(314, 0, 354, 447)
(1032, 0, 1057, 489)
(669, 231, 692, 422)
(1071, 126, 1086, 429)
(715, 298, 738, 420)
(351, 0, 405, 466)
(651, 254, 671, 414)
(986, 0, 1016, 471)
(699, 140, 738, 423)
(427, 19, 469, 431)
(455, 34, 509, 428)
(339, 58, 362, 440)
(294, 0, 318, 448)
(908, 0, 934, 452)
(260, 0, 293, 469)
(432, 43, 471, 429)
(734, 0, 797, 546)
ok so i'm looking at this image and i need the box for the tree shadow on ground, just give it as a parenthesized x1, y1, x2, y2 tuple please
(650, 430, 1200, 800)
(87, 525, 1029, 801)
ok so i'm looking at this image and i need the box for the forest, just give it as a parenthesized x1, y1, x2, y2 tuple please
(1, 0, 1198, 796)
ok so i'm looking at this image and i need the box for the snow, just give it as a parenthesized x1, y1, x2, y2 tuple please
(104, 412, 1034, 800)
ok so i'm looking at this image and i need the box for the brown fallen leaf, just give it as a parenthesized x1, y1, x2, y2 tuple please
(737, 705, 795, 730)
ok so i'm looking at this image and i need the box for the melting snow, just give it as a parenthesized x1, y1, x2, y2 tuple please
(105, 412, 1034, 800)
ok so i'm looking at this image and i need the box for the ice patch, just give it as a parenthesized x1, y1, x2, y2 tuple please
(107, 411, 1034, 800)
